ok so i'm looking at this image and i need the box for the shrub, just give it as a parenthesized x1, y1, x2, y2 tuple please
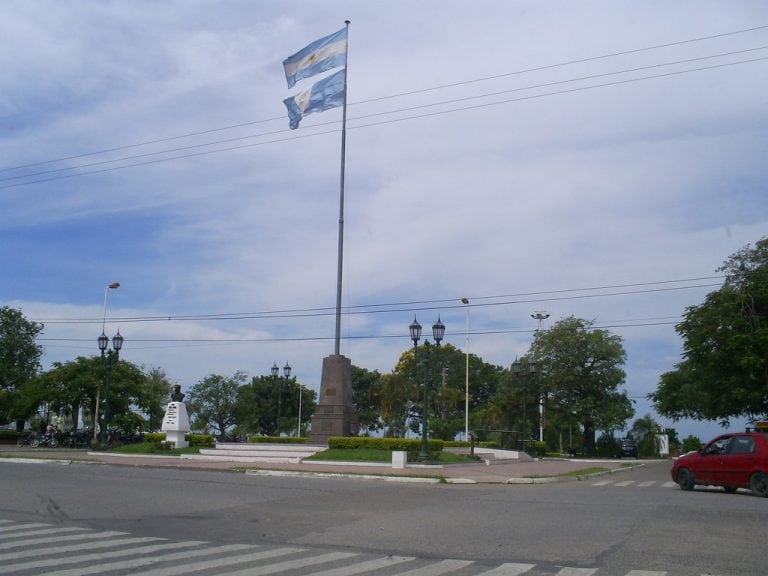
(327, 436, 444, 461)
(248, 436, 307, 444)
(186, 434, 214, 447)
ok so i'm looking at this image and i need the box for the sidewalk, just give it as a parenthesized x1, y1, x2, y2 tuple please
(0, 445, 639, 484)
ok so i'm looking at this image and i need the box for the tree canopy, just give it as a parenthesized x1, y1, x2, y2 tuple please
(0, 307, 44, 427)
(651, 237, 768, 425)
(530, 316, 634, 455)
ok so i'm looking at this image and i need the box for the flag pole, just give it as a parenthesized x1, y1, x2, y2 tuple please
(334, 20, 350, 356)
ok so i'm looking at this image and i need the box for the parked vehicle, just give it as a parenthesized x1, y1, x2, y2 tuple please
(619, 437, 638, 458)
(30, 430, 59, 448)
(16, 434, 35, 447)
(671, 423, 768, 497)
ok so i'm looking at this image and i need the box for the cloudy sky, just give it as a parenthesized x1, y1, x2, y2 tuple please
(2, 1, 766, 440)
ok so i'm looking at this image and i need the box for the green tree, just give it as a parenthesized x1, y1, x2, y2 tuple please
(0, 307, 44, 428)
(351, 365, 383, 435)
(140, 367, 173, 432)
(651, 237, 768, 424)
(530, 316, 634, 456)
(235, 374, 316, 437)
(681, 434, 703, 453)
(32, 355, 147, 434)
(630, 414, 661, 458)
(187, 371, 246, 437)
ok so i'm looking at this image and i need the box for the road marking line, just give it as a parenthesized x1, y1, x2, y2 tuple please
(301, 555, 415, 576)
(0, 530, 127, 550)
(591, 480, 612, 486)
(34, 543, 263, 576)
(614, 481, 636, 487)
(395, 559, 475, 576)
(474, 562, 536, 575)
(661, 481, 677, 488)
(556, 568, 597, 575)
(0, 522, 54, 533)
(0, 540, 203, 574)
(0, 536, 165, 561)
(208, 552, 360, 576)
(626, 571, 667, 575)
(638, 481, 657, 487)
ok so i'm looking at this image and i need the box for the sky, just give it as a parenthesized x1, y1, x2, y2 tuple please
(2, 1, 767, 441)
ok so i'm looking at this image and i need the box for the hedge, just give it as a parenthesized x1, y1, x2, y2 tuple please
(248, 436, 307, 444)
(328, 436, 444, 452)
(144, 432, 213, 447)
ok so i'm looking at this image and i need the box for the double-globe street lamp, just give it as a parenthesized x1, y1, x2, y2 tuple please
(97, 330, 124, 448)
(512, 357, 536, 453)
(409, 316, 445, 462)
(271, 361, 291, 436)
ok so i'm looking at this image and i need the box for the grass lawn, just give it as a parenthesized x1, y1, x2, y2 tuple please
(106, 441, 202, 456)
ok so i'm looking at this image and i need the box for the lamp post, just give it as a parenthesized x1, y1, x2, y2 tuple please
(409, 316, 445, 462)
(512, 358, 536, 453)
(531, 312, 549, 442)
(97, 330, 123, 448)
(461, 297, 470, 440)
(93, 281, 120, 443)
(271, 361, 290, 436)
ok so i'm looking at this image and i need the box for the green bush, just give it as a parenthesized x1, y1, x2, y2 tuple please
(144, 432, 166, 443)
(248, 436, 307, 444)
(186, 434, 213, 447)
(0, 430, 19, 444)
(327, 436, 444, 461)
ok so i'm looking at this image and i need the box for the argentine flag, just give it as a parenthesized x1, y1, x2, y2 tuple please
(283, 28, 347, 89)
(283, 69, 345, 129)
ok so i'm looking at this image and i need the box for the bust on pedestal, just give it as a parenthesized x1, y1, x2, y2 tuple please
(161, 385, 190, 448)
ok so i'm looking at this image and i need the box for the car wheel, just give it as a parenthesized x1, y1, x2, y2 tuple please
(749, 472, 768, 497)
(677, 468, 694, 491)
(723, 485, 738, 494)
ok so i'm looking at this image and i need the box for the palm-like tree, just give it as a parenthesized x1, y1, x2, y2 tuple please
(630, 414, 661, 457)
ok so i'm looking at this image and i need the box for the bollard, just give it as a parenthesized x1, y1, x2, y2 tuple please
(392, 450, 407, 469)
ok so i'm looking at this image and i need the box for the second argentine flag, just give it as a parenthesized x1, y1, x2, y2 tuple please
(283, 69, 345, 129)
(283, 28, 347, 89)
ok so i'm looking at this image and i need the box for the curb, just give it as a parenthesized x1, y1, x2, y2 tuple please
(245, 469, 444, 483)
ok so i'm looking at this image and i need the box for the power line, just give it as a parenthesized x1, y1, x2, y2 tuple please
(2, 53, 764, 191)
(34, 275, 722, 325)
(2, 23, 766, 183)
(4, 45, 766, 188)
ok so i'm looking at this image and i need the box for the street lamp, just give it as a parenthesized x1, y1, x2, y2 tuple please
(409, 316, 444, 462)
(93, 281, 120, 444)
(271, 361, 291, 437)
(461, 297, 470, 440)
(531, 312, 549, 442)
(512, 358, 536, 453)
(97, 330, 123, 448)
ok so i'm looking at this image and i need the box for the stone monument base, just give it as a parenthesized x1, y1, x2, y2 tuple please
(164, 430, 189, 449)
(309, 354, 359, 445)
(161, 400, 191, 449)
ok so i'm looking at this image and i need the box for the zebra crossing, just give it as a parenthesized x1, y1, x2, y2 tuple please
(0, 517, 709, 576)
(589, 479, 678, 489)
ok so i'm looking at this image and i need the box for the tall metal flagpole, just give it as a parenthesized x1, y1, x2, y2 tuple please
(334, 20, 350, 356)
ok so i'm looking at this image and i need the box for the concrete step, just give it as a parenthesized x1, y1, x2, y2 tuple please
(186, 442, 326, 463)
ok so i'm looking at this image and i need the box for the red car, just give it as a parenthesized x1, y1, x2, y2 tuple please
(671, 424, 768, 497)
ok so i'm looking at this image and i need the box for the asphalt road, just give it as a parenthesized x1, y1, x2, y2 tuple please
(1, 458, 765, 575)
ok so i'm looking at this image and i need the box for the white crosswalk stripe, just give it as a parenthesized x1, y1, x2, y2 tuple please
(0, 518, 725, 576)
(590, 480, 678, 489)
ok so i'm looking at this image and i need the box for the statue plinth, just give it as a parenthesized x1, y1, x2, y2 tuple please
(309, 355, 358, 445)
(161, 401, 190, 448)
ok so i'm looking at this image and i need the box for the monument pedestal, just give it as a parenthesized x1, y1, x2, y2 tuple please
(309, 354, 359, 445)
(161, 401, 190, 448)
